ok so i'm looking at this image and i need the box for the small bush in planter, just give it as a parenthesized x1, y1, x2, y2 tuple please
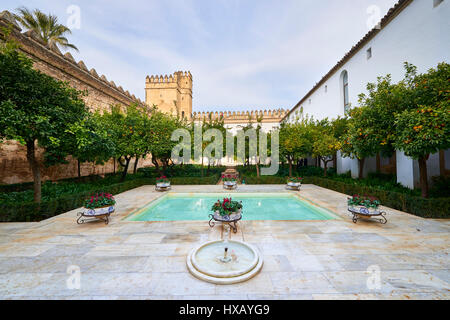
(222, 174, 237, 183)
(83, 192, 116, 209)
(156, 176, 170, 184)
(287, 177, 303, 184)
(211, 198, 243, 216)
(347, 194, 381, 211)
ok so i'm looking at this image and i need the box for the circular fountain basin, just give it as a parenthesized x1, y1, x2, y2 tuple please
(187, 240, 263, 285)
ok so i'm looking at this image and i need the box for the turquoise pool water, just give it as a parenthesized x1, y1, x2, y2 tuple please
(125, 193, 336, 221)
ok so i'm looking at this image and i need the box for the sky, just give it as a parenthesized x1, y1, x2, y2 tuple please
(3, 0, 398, 112)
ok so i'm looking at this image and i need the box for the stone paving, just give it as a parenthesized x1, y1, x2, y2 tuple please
(0, 184, 448, 300)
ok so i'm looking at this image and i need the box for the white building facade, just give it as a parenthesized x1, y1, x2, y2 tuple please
(283, 0, 450, 188)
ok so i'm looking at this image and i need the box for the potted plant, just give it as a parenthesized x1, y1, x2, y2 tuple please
(211, 197, 243, 220)
(156, 175, 170, 188)
(347, 194, 381, 214)
(83, 192, 116, 216)
(222, 174, 237, 187)
(287, 177, 302, 187)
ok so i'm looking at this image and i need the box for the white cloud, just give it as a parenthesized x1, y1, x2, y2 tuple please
(3, 0, 399, 111)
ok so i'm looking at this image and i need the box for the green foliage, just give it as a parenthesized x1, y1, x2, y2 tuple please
(0, 42, 88, 202)
(66, 114, 115, 167)
(211, 198, 243, 216)
(357, 74, 407, 157)
(138, 165, 225, 178)
(347, 194, 381, 209)
(287, 177, 303, 183)
(0, 178, 149, 222)
(341, 106, 380, 161)
(394, 62, 450, 160)
(0, 46, 87, 149)
(14, 7, 78, 51)
(83, 192, 116, 209)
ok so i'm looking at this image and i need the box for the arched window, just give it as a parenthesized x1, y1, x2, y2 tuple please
(341, 70, 350, 113)
(181, 111, 185, 119)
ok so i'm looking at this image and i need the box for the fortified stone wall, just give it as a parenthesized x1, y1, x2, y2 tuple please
(0, 11, 151, 184)
(192, 109, 288, 125)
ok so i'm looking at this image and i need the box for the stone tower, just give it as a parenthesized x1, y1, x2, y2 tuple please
(145, 71, 193, 119)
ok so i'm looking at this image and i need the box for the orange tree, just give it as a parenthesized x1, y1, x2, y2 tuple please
(312, 119, 342, 177)
(0, 38, 87, 203)
(394, 62, 450, 198)
(279, 117, 314, 177)
(357, 74, 408, 158)
(341, 106, 381, 179)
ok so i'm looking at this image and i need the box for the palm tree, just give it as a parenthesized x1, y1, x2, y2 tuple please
(14, 7, 78, 52)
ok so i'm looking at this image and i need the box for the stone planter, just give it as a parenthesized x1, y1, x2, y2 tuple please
(287, 182, 301, 187)
(83, 205, 115, 216)
(348, 205, 379, 215)
(156, 182, 171, 188)
(214, 209, 242, 221)
(223, 181, 237, 189)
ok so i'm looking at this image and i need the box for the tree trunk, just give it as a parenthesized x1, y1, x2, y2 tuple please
(376, 153, 381, 173)
(152, 157, 162, 176)
(256, 159, 260, 178)
(26, 140, 41, 203)
(418, 156, 429, 198)
(333, 151, 337, 171)
(358, 158, 365, 179)
(133, 156, 139, 174)
(77, 159, 81, 178)
(322, 158, 328, 177)
(119, 156, 131, 182)
(113, 158, 116, 174)
(288, 157, 292, 177)
(201, 156, 204, 177)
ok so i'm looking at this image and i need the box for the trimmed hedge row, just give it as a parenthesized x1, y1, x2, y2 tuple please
(0, 175, 221, 222)
(0, 178, 151, 222)
(242, 175, 450, 219)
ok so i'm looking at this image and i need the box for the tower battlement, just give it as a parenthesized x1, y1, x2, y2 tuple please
(145, 71, 193, 118)
(146, 71, 192, 84)
(192, 108, 288, 124)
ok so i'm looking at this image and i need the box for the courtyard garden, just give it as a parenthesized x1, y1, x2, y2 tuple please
(0, 4, 448, 302)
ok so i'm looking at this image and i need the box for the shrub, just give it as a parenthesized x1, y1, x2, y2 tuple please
(241, 173, 449, 218)
(0, 178, 149, 222)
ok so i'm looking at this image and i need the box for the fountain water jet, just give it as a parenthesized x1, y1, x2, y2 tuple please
(187, 225, 263, 284)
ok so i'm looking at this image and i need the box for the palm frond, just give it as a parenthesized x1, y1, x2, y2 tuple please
(14, 7, 79, 52)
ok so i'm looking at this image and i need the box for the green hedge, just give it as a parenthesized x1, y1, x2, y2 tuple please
(0, 178, 150, 222)
(241, 174, 450, 218)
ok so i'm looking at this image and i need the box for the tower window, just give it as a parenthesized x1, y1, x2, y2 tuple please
(366, 47, 372, 60)
(325, 85, 328, 93)
(308, 99, 311, 105)
(182, 111, 185, 119)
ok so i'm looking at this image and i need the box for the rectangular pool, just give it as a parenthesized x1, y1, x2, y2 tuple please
(125, 193, 336, 221)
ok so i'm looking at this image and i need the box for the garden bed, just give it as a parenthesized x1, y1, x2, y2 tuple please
(0, 173, 221, 222)
(241, 174, 450, 219)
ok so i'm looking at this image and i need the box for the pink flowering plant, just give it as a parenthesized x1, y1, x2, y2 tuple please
(222, 174, 236, 183)
(348, 194, 380, 209)
(287, 177, 303, 183)
(156, 176, 170, 184)
(211, 197, 242, 216)
(84, 192, 116, 209)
